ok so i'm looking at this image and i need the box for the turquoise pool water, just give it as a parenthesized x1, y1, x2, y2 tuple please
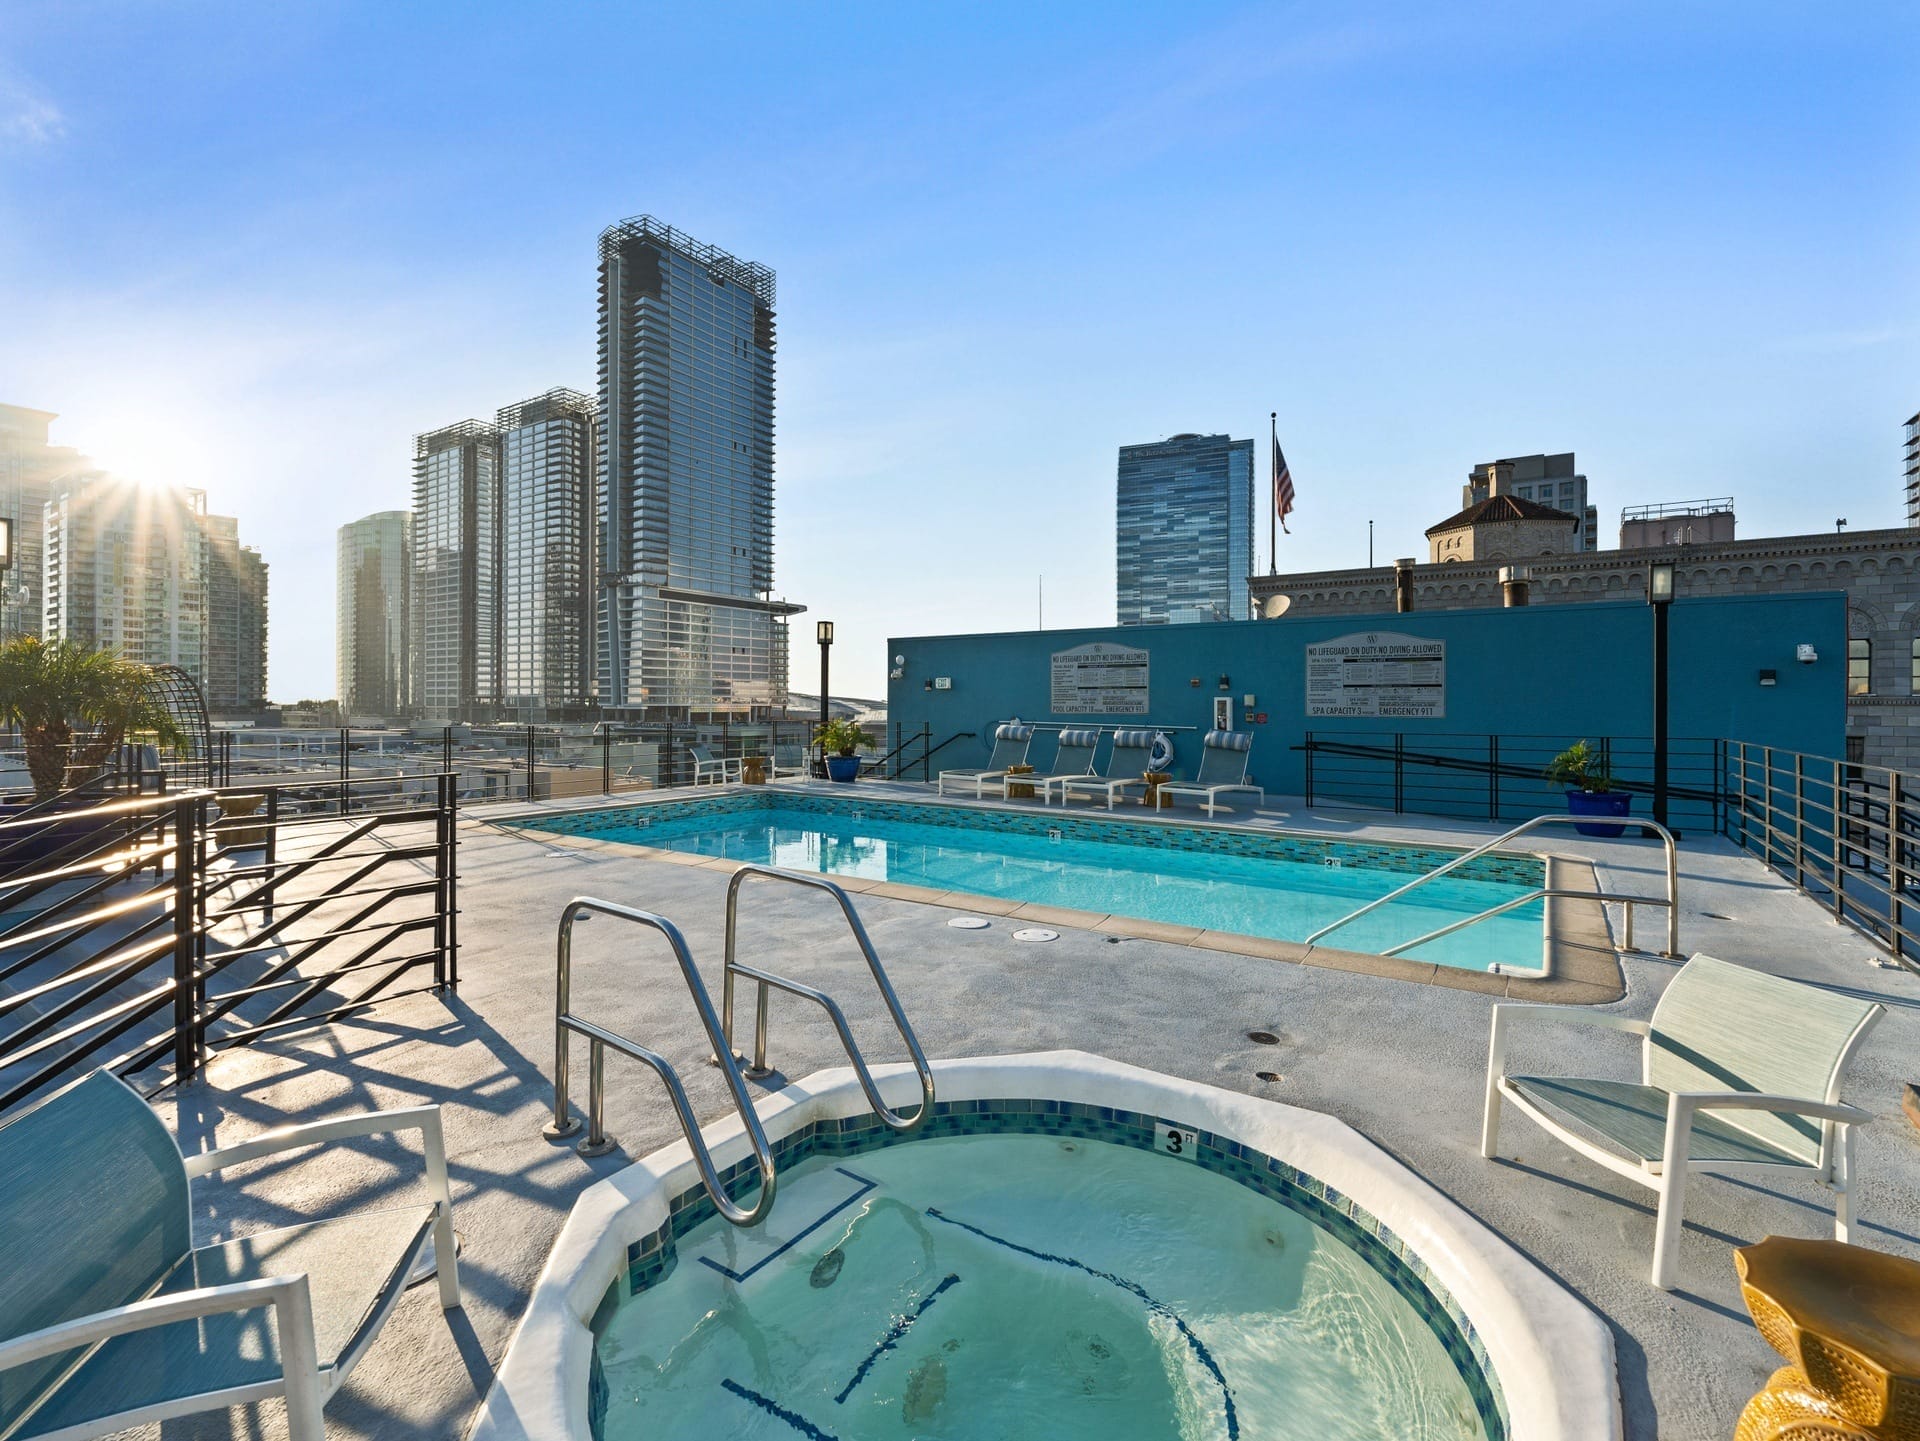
(519, 797, 1545, 971)
(591, 1133, 1492, 1440)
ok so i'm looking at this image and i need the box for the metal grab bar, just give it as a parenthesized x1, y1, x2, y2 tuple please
(1304, 813, 1681, 959)
(545, 897, 778, 1227)
(1374, 887, 1672, 959)
(720, 865, 935, 1132)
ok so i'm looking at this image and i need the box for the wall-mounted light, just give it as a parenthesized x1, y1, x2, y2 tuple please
(1797, 644, 1819, 664)
(923, 679, 933, 691)
(893, 654, 905, 667)
(1758, 669, 1778, 687)
(1190, 677, 1201, 688)
(1217, 674, 1231, 691)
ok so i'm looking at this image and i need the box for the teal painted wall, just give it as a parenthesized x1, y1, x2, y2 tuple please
(884, 592, 1846, 826)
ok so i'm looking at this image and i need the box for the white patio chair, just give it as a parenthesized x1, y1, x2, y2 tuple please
(770, 744, 811, 782)
(1481, 954, 1883, 1289)
(687, 744, 741, 786)
(935, 722, 1034, 798)
(1026, 729, 1102, 804)
(0, 1070, 460, 1440)
(1057, 730, 1159, 810)
(1159, 730, 1264, 817)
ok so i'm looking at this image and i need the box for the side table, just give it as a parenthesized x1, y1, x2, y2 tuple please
(1140, 771, 1172, 809)
(1004, 764, 1035, 800)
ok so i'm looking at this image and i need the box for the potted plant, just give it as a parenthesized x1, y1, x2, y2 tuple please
(814, 717, 872, 783)
(1545, 739, 1631, 838)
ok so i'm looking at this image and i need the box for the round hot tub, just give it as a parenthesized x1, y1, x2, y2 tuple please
(473, 1053, 1619, 1441)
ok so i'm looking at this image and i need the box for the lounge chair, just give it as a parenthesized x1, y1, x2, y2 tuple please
(0, 1070, 460, 1440)
(1159, 730, 1264, 817)
(1025, 729, 1101, 804)
(770, 743, 810, 782)
(1481, 954, 1883, 1289)
(935, 722, 1034, 798)
(688, 744, 740, 786)
(1057, 729, 1159, 810)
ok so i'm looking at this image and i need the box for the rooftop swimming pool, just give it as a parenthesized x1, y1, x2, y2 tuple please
(511, 793, 1552, 973)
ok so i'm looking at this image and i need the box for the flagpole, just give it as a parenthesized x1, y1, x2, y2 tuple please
(1268, 411, 1277, 575)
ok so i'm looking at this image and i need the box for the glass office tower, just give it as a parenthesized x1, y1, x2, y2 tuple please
(499, 389, 596, 717)
(596, 215, 798, 717)
(412, 420, 500, 719)
(1115, 433, 1255, 624)
(336, 510, 413, 718)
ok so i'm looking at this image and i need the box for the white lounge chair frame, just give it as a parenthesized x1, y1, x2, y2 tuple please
(688, 744, 741, 786)
(1019, 729, 1101, 804)
(1158, 730, 1264, 817)
(1056, 730, 1159, 810)
(935, 723, 1034, 798)
(0, 1078, 459, 1441)
(1481, 954, 1882, 1289)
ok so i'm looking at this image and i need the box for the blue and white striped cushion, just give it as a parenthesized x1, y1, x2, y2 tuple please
(995, 722, 1034, 742)
(1204, 729, 1252, 751)
(1057, 728, 1099, 748)
(1110, 729, 1157, 749)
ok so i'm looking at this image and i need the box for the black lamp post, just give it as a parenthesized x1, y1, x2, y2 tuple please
(817, 620, 834, 775)
(1649, 559, 1675, 830)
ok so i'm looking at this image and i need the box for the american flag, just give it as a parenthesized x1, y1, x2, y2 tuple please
(1273, 434, 1294, 534)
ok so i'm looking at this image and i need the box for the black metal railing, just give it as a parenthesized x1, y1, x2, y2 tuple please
(0, 771, 458, 1116)
(1719, 741, 1920, 973)
(1298, 731, 1726, 831)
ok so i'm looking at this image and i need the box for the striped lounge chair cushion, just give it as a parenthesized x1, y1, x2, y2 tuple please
(995, 722, 1034, 742)
(1203, 730, 1252, 751)
(1110, 729, 1157, 748)
(1057, 729, 1100, 747)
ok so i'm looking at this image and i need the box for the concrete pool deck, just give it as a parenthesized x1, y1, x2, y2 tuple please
(138, 785, 1920, 1440)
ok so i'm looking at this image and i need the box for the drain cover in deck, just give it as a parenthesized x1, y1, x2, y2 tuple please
(1012, 928, 1059, 943)
(947, 917, 991, 930)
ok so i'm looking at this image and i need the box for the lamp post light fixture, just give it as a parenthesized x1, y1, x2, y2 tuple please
(1648, 560, 1676, 830)
(816, 621, 834, 776)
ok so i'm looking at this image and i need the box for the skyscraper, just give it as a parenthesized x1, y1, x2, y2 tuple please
(1905, 410, 1919, 527)
(337, 510, 413, 718)
(199, 511, 268, 712)
(498, 389, 596, 717)
(42, 474, 208, 674)
(0, 403, 86, 641)
(596, 215, 799, 716)
(412, 420, 501, 719)
(1115, 433, 1255, 625)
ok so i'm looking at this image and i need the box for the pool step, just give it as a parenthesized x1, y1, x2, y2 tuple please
(689, 1165, 879, 1285)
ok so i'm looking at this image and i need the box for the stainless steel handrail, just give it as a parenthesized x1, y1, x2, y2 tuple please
(1304, 813, 1681, 959)
(1375, 886, 1671, 959)
(544, 897, 778, 1227)
(720, 865, 934, 1132)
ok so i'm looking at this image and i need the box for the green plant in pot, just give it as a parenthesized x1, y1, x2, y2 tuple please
(814, 717, 872, 783)
(1545, 739, 1631, 837)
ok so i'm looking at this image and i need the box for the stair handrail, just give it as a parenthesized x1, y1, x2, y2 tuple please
(721, 865, 934, 1132)
(1303, 812, 1680, 958)
(545, 897, 778, 1227)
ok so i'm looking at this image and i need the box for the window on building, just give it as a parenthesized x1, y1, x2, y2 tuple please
(1911, 638, 1920, 694)
(1849, 638, 1871, 695)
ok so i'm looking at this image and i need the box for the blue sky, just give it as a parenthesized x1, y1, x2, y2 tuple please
(1, 2, 1915, 700)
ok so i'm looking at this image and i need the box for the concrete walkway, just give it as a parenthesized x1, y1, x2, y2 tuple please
(136, 788, 1920, 1441)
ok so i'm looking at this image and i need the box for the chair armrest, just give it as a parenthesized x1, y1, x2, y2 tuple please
(1671, 1091, 1873, 1127)
(0, 1274, 317, 1379)
(182, 1104, 451, 1215)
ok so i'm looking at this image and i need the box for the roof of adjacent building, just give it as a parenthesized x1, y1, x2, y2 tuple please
(1425, 493, 1582, 537)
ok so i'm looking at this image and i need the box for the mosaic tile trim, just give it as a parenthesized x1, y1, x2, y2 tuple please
(600, 1098, 1509, 1441)
(515, 791, 1547, 888)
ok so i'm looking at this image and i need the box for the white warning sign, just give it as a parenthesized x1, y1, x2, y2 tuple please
(1305, 632, 1446, 719)
(1050, 642, 1149, 715)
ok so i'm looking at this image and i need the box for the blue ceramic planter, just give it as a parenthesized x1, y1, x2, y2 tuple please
(1566, 789, 1631, 839)
(825, 755, 862, 783)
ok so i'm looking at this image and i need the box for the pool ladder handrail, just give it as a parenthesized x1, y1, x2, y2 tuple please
(720, 864, 935, 1134)
(545, 897, 778, 1227)
(1303, 813, 1681, 960)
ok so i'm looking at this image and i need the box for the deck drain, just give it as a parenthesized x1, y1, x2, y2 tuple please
(947, 917, 990, 930)
(1012, 928, 1059, 943)
(1247, 1029, 1281, 1046)
(1701, 911, 1733, 920)
(1255, 1070, 1283, 1084)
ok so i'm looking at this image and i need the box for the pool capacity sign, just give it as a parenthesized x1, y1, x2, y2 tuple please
(1305, 631, 1446, 720)
(1050, 642, 1149, 714)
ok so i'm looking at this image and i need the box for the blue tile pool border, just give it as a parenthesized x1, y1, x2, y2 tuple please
(511, 789, 1548, 888)
(595, 1099, 1509, 1441)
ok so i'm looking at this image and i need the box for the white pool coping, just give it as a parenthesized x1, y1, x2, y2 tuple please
(468, 1051, 1620, 1441)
